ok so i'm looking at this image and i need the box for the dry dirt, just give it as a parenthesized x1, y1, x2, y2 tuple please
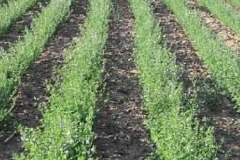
(186, 0, 240, 52)
(93, 0, 155, 159)
(152, 1, 240, 159)
(0, 0, 89, 159)
(0, 1, 48, 52)
(222, 0, 240, 11)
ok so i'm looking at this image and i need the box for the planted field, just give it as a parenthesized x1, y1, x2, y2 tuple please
(0, 0, 48, 52)
(0, 0, 40, 35)
(0, 0, 240, 159)
(225, 0, 240, 8)
(186, 0, 240, 51)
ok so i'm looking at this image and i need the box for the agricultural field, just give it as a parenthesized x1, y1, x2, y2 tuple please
(0, 0, 240, 159)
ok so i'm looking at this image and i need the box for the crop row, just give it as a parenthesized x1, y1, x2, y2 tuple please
(0, 0, 71, 121)
(162, 0, 240, 111)
(196, 0, 240, 36)
(130, 0, 218, 159)
(0, 0, 7, 4)
(1, 0, 239, 159)
(15, 0, 111, 159)
(0, 0, 40, 35)
(228, 0, 240, 7)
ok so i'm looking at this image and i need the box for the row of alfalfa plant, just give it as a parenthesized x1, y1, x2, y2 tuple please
(0, 0, 61, 122)
(131, 0, 218, 159)
(15, 0, 111, 159)
(165, 0, 240, 111)
(0, 0, 40, 35)
(1, 0, 240, 159)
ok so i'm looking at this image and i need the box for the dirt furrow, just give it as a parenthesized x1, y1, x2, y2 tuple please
(152, 1, 240, 159)
(0, 1, 48, 53)
(0, 0, 89, 159)
(185, 0, 240, 52)
(93, 0, 154, 159)
(221, 0, 240, 11)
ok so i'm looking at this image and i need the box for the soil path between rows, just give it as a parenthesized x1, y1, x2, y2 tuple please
(221, 0, 240, 11)
(153, 1, 240, 159)
(0, 1, 48, 52)
(93, 0, 155, 159)
(0, 0, 89, 159)
(186, 0, 240, 52)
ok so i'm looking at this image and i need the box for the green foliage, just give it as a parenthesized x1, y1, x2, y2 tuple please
(0, 0, 70, 121)
(0, 0, 7, 4)
(15, 0, 111, 159)
(163, 0, 240, 111)
(0, 0, 40, 35)
(196, 0, 240, 36)
(129, 0, 218, 159)
(228, 0, 240, 7)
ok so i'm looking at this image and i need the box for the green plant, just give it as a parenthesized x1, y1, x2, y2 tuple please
(163, 0, 240, 111)
(15, 0, 111, 159)
(0, 0, 7, 4)
(228, 0, 240, 7)
(0, 0, 40, 35)
(195, 0, 240, 36)
(15, 24, 25, 33)
(129, 0, 218, 159)
(0, 0, 71, 122)
(193, 78, 223, 112)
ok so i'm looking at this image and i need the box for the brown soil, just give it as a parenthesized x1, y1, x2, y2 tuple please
(186, 0, 240, 52)
(221, 0, 240, 11)
(152, 1, 240, 159)
(93, 0, 155, 159)
(0, 1, 48, 52)
(0, 0, 89, 159)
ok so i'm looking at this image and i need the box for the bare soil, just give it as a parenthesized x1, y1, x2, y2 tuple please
(93, 0, 155, 159)
(0, 0, 89, 159)
(222, 0, 240, 11)
(152, 1, 240, 159)
(186, 0, 240, 52)
(0, 1, 48, 52)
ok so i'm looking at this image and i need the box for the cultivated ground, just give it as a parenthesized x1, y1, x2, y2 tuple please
(0, 0, 240, 159)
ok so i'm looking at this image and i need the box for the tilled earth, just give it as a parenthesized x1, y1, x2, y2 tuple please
(0, 0, 89, 159)
(222, 0, 240, 11)
(1, 0, 240, 159)
(153, 1, 240, 159)
(93, 0, 155, 159)
(186, 0, 240, 52)
(0, 1, 48, 52)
